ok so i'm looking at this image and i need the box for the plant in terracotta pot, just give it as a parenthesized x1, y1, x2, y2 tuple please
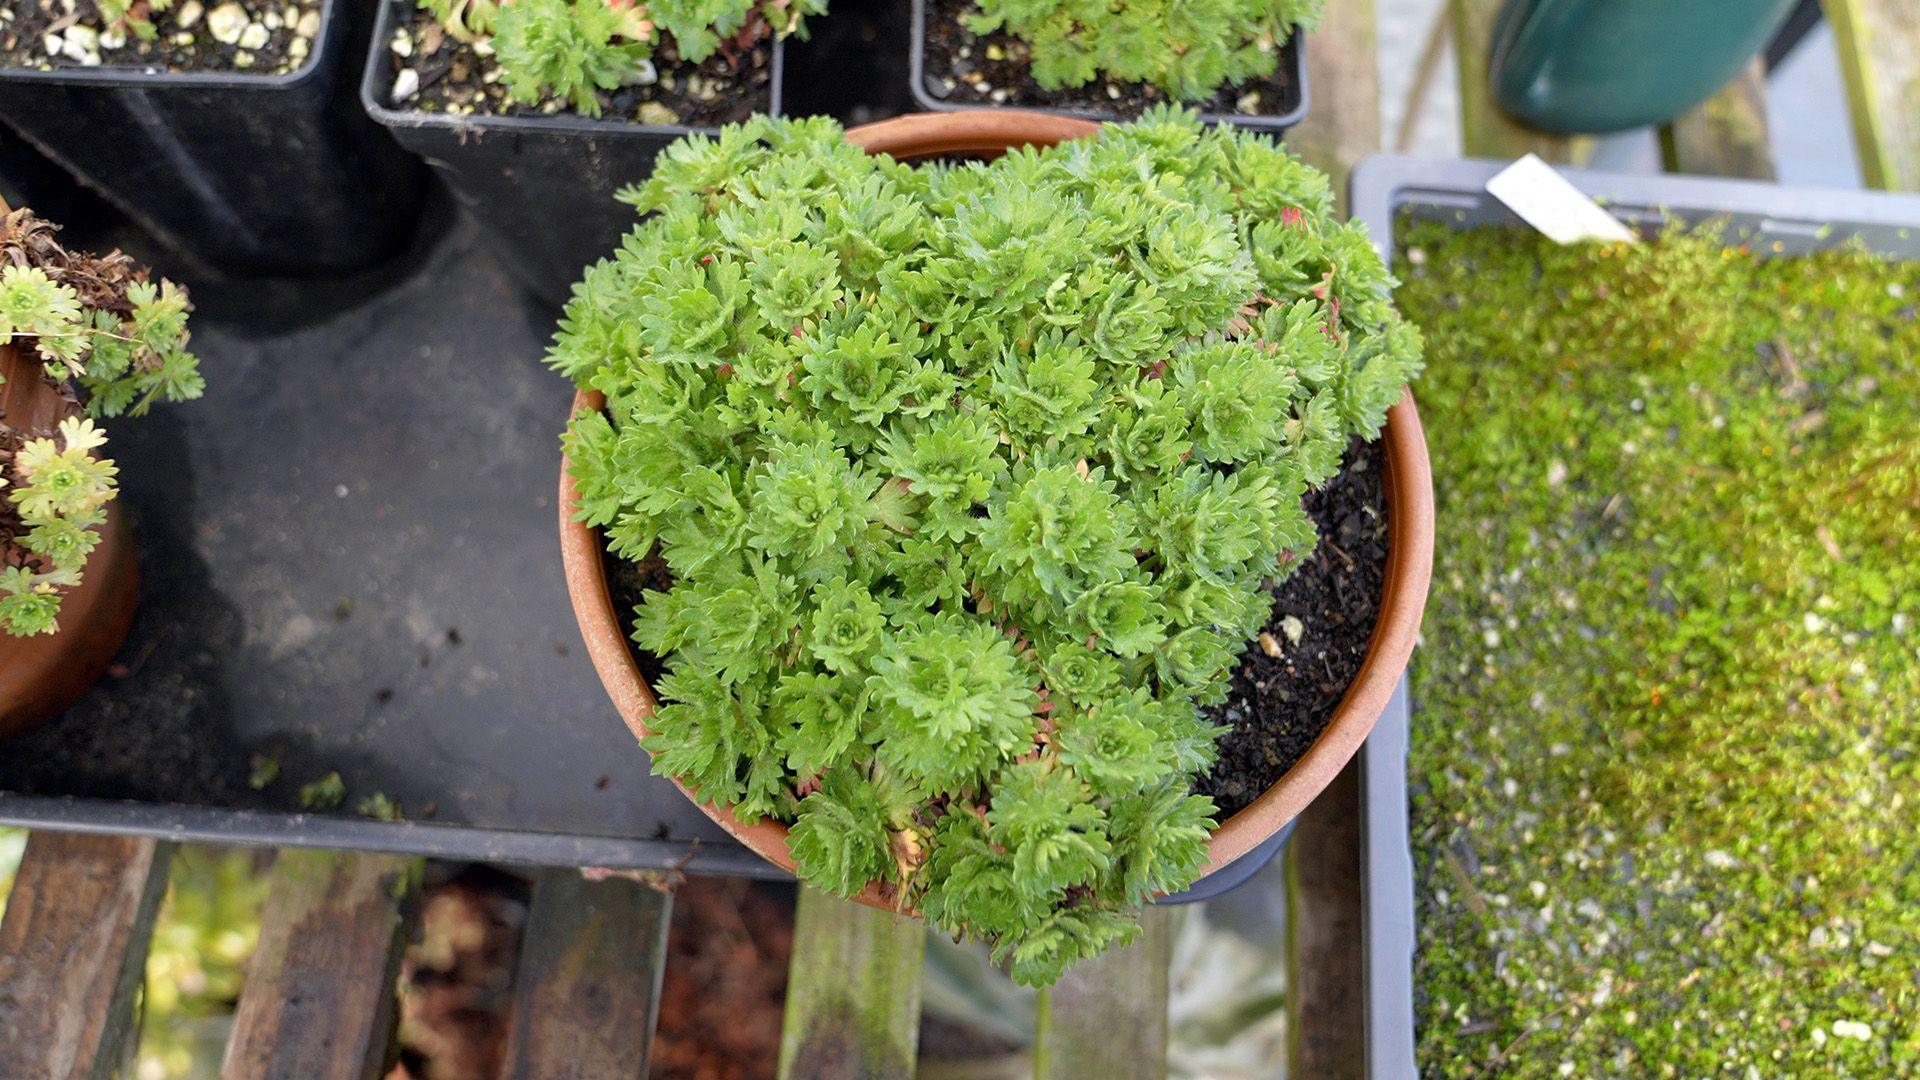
(556, 108, 1429, 984)
(0, 205, 202, 737)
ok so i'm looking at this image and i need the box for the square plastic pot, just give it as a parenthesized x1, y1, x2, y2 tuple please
(360, 0, 785, 307)
(0, 0, 428, 277)
(1348, 152, 1920, 1079)
(906, 0, 1308, 134)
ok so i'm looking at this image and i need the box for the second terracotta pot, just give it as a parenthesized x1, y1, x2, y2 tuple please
(558, 110, 1436, 908)
(0, 345, 142, 740)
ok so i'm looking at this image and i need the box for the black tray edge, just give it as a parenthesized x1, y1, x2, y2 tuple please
(0, 791, 790, 877)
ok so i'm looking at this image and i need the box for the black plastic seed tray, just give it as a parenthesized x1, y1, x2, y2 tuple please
(0, 211, 774, 878)
(1348, 154, 1920, 1079)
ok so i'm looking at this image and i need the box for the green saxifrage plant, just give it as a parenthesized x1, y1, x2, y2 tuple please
(0, 209, 202, 638)
(420, 0, 823, 116)
(555, 109, 1420, 984)
(967, 0, 1322, 102)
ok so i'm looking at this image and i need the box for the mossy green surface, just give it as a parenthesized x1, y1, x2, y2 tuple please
(1396, 222, 1919, 1077)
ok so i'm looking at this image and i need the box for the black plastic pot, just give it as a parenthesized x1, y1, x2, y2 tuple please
(0, 0, 426, 277)
(361, 0, 785, 307)
(907, 0, 1308, 133)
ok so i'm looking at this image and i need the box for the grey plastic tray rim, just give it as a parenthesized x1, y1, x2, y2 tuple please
(1347, 153, 1920, 1080)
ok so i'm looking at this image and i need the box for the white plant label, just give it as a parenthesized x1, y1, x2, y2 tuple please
(1485, 154, 1638, 245)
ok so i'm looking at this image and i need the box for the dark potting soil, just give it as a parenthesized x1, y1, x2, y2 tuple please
(605, 546, 671, 687)
(1196, 437, 1389, 818)
(381, 9, 770, 128)
(919, 0, 1298, 121)
(0, 0, 322, 76)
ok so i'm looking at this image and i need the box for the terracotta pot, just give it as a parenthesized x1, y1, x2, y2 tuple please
(558, 110, 1435, 908)
(0, 345, 142, 740)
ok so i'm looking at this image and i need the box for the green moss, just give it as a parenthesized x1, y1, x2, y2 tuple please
(1396, 222, 1920, 1077)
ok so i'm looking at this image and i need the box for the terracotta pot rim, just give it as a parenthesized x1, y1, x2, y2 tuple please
(555, 110, 1436, 909)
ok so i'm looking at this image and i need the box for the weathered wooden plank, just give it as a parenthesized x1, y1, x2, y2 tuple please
(222, 850, 419, 1080)
(1663, 59, 1776, 180)
(1825, 0, 1920, 191)
(498, 870, 671, 1079)
(1286, 0, 1382, 211)
(1448, 0, 1577, 160)
(1031, 905, 1172, 1080)
(0, 832, 173, 1080)
(1287, 760, 1365, 1079)
(777, 888, 925, 1080)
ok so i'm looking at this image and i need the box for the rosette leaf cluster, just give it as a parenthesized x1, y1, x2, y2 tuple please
(555, 109, 1419, 984)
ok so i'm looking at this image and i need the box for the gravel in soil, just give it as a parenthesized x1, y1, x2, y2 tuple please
(919, 0, 1298, 121)
(380, 7, 770, 127)
(0, 0, 322, 75)
(1196, 437, 1389, 819)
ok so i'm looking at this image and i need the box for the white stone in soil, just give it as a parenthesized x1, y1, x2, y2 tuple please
(206, 2, 248, 44)
(263, 10, 281, 29)
(637, 101, 678, 125)
(99, 24, 126, 48)
(43, 32, 62, 56)
(61, 24, 100, 63)
(632, 56, 656, 85)
(1280, 614, 1305, 645)
(294, 9, 318, 37)
(389, 26, 411, 56)
(288, 34, 307, 59)
(389, 66, 420, 102)
(237, 21, 269, 48)
(176, 0, 203, 27)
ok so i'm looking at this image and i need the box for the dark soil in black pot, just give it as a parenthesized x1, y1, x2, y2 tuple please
(0, 0, 323, 75)
(1198, 437, 1389, 817)
(379, 9, 772, 126)
(918, 0, 1300, 122)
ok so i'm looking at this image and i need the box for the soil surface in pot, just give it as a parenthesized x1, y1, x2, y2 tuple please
(1196, 436, 1389, 818)
(919, 0, 1299, 121)
(380, 9, 771, 127)
(0, 0, 322, 76)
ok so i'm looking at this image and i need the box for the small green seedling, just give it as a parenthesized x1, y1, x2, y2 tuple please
(418, 0, 825, 116)
(966, 0, 1322, 102)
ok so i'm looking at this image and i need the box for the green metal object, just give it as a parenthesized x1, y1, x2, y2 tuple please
(1488, 0, 1798, 133)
